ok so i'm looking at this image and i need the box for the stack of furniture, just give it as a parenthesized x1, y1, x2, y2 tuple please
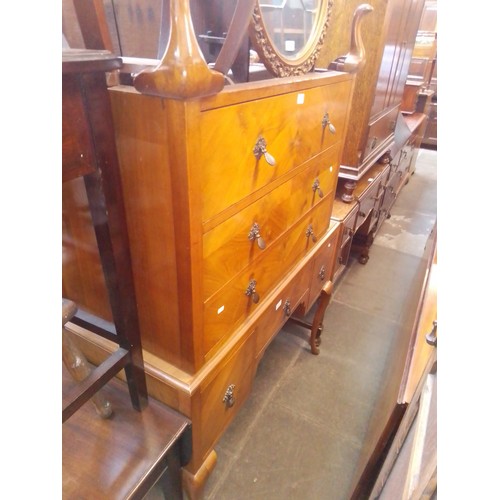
(324, 0, 429, 274)
(62, 0, 436, 497)
(63, 1, 357, 497)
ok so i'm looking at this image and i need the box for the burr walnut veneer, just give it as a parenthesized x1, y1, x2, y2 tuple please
(67, 70, 353, 496)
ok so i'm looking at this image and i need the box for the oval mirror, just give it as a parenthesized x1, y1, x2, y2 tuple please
(249, 0, 334, 77)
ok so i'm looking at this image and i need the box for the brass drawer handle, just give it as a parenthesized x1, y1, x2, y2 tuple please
(222, 384, 236, 408)
(253, 137, 276, 166)
(358, 211, 366, 218)
(245, 278, 260, 303)
(322, 113, 336, 134)
(312, 178, 324, 198)
(283, 299, 292, 317)
(248, 222, 266, 250)
(343, 227, 354, 240)
(318, 265, 326, 281)
(426, 320, 437, 347)
(306, 224, 317, 242)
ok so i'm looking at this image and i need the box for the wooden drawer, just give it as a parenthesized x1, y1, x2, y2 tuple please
(202, 145, 340, 300)
(340, 206, 359, 247)
(363, 106, 399, 163)
(307, 226, 340, 307)
(380, 170, 399, 215)
(203, 196, 333, 357)
(198, 331, 256, 457)
(199, 80, 351, 221)
(354, 176, 385, 232)
(255, 260, 312, 359)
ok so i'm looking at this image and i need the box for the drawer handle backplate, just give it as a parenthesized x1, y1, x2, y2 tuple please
(306, 224, 317, 242)
(245, 279, 260, 303)
(222, 384, 236, 408)
(283, 299, 292, 317)
(319, 265, 326, 281)
(248, 222, 266, 250)
(322, 113, 336, 134)
(253, 137, 276, 166)
(312, 178, 324, 198)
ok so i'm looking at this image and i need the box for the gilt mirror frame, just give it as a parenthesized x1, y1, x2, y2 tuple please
(249, 0, 334, 77)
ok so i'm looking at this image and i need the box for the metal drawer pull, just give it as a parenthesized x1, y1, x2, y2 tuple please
(312, 178, 324, 198)
(322, 113, 336, 134)
(425, 320, 437, 347)
(245, 279, 260, 303)
(283, 299, 292, 317)
(358, 211, 366, 218)
(318, 265, 326, 281)
(253, 137, 276, 166)
(222, 384, 236, 408)
(248, 222, 266, 250)
(306, 224, 317, 242)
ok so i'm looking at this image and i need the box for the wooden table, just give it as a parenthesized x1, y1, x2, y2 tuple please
(63, 365, 192, 499)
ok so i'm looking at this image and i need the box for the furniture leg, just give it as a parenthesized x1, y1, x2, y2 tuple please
(309, 280, 333, 355)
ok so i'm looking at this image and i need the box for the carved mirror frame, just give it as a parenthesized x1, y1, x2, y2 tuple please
(249, 0, 334, 77)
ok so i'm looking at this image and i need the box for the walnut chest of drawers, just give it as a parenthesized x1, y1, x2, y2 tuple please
(68, 70, 354, 488)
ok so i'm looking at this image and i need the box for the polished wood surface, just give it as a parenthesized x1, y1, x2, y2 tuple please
(107, 72, 352, 374)
(62, 363, 191, 499)
(349, 224, 437, 499)
(62, 49, 148, 418)
(66, 36, 352, 489)
(322, 0, 426, 180)
(133, 0, 225, 98)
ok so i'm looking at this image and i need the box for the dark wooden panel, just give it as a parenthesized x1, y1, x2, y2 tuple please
(63, 366, 191, 499)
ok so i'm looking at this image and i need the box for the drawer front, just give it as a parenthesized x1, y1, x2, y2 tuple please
(199, 80, 351, 221)
(203, 196, 333, 357)
(199, 331, 256, 456)
(363, 106, 399, 162)
(202, 145, 340, 300)
(380, 171, 399, 215)
(340, 207, 359, 247)
(355, 178, 384, 231)
(255, 260, 312, 359)
(307, 227, 340, 307)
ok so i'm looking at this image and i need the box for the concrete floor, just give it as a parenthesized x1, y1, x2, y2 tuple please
(201, 148, 437, 500)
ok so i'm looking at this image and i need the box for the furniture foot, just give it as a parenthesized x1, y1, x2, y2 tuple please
(182, 450, 217, 500)
(359, 253, 369, 265)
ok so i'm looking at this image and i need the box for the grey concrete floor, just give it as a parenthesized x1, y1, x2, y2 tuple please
(202, 148, 437, 500)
